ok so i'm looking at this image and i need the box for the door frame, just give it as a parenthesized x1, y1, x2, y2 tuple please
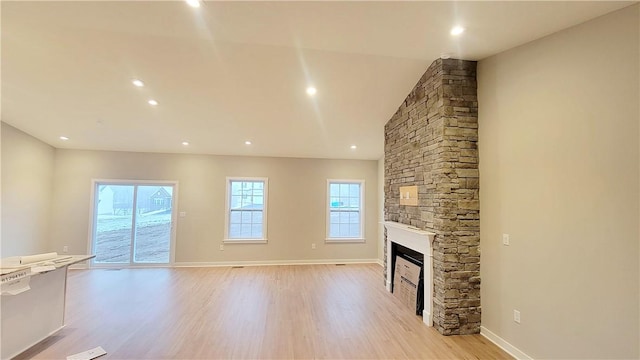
(87, 179, 179, 268)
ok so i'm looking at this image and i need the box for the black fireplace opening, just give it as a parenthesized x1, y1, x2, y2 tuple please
(390, 242, 425, 316)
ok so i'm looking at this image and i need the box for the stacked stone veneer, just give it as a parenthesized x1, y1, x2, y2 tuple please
(384, 58, 480, 335)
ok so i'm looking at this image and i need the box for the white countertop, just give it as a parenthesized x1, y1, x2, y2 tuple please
(1, 255, 94, 276)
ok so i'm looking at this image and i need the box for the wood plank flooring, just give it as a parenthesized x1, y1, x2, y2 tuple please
(15, 264, 511, 359)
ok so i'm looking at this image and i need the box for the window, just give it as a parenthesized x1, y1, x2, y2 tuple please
(90, 182, 176, 266)
(327, 180, 364, 242)
(225, 177, 268, 242)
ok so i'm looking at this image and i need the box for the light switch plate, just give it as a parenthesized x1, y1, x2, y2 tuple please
(399, 185, 418, 206)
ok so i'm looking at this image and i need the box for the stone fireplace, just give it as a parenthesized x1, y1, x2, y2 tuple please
(384, 58, 480, 335)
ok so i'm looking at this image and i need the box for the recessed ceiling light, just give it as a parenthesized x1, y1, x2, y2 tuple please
(350, 145, 357, 150)
(450, 26, 465, 36)
(59, 136, 69, 141)
(182, 141, 190, 146)
(148, 99, 158, 106)
(186, 0, 201, 8)
(306, 87, 317, 96)
(132, 79, 144, 87)
(245, 141, 252, 145)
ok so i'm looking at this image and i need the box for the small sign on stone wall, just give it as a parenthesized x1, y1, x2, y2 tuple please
(399, 185, 418, 206)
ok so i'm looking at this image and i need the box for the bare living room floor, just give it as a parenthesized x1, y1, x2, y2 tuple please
(16, 264, 511, 359)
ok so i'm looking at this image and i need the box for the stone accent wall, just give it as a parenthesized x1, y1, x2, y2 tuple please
(384, 58, 479, 335)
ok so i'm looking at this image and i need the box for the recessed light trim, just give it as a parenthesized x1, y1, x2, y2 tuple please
(132, 79, 144, 87)
(306, 87, 317, 96)
(350, 145, 357, 150)
(186, 0, 201, 8)
(59, 136, 69, 141)
(450, 26, 465, 36)
(148, 99, 159, 106)
(182, 141, 190, 146)
(245, 141, 252, 145)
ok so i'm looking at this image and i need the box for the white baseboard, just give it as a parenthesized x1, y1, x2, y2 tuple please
(376, 258, 384, 267)
(173, 258, 380, 268)
(422, 310, 432, 327)
(70, 259, 378, 270)
(480, 326, 533, 360)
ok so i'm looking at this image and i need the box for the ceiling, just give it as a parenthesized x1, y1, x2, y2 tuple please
(1, 1, 633, 160)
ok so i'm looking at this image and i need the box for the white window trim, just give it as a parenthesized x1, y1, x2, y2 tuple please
(326, 179, 365, 243)
(224, 177, 268, 243)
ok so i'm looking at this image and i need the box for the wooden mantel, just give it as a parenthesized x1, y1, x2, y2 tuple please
(384, 221, 436, 326)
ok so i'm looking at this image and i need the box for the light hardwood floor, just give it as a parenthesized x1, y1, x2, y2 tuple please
(16, 264, 511, 359)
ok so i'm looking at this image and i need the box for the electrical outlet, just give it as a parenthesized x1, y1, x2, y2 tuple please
(219, 244, 224, 251)
(311, 243, 316, 249)
(514, 309, 521, 324)
(502, 234, 510, 246)
(179, 212, 187, 218)
(63, 246, 68, 253)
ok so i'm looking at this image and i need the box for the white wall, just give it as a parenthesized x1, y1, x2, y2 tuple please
(1, 123, 55, 257)
(49, 149, 379, 264)
(377, 157, 384, 263)
(478, 5, 639, 359)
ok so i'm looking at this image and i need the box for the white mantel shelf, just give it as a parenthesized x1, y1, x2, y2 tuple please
(384, 221, 436, 326)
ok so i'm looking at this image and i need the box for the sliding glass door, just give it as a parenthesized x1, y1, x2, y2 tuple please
(91, 182, 175, 266)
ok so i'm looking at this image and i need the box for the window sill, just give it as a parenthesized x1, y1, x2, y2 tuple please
(223, 239, 268, 244)
(325, 238, 366, 244)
